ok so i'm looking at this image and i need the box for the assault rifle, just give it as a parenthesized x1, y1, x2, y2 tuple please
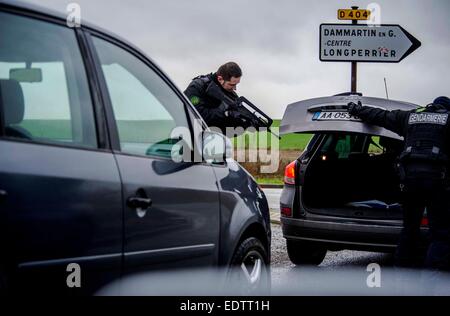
(205, 82, 280, 139)
(231, 96, 280, 139)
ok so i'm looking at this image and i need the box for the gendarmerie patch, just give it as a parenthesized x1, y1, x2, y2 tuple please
(408, 112, 448, 125)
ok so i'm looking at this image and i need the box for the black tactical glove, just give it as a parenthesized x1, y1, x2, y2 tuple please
(222, 99, 241, 118)
(228, 99, 241, 111)
(347, 101, 362, 115)
(225, 109, 240, 119)
(218, 101, 230, 112)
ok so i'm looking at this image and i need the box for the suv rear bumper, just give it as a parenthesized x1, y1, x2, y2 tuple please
(281, 216, 429, 252)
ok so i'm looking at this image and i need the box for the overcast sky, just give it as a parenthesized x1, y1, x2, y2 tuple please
(23, 0, 450, 118)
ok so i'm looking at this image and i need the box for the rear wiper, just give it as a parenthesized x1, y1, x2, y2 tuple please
(307, 104, 386, 113)
(307, 104, 349, 112)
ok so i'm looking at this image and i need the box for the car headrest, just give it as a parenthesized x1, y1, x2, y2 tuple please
(0, 79, 25, 126)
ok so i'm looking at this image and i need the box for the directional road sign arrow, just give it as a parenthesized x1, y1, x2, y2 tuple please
(320, 24, 421, 63)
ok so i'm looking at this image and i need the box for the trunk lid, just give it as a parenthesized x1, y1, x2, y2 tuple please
(280, 94, 419, 140)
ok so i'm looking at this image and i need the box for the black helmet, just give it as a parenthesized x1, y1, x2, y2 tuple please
(433, 96, 450, 109)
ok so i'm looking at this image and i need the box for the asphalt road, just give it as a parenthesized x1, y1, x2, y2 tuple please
(263, 188, 282, 211)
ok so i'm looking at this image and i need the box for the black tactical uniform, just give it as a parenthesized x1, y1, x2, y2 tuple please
(184, 73, 249, 134)
(348, 97, 450, 270)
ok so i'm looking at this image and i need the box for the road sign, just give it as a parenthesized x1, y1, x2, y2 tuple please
(320, 24, 421, 62)
(338, 9, 371, 20)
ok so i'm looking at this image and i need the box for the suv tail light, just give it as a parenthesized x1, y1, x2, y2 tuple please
(421, 209, 428, 226)
(421, 216, 429, 227)
(284, 160, 296, 185)
(280, 206, 292, 217)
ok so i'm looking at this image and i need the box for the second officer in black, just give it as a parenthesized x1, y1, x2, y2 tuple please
(184, 62, 250, 135)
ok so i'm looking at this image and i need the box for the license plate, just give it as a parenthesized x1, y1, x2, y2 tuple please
(312, 111, 361, 121)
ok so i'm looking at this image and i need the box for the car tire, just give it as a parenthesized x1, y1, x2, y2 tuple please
(228, 237, 270, 295)
(286, 239, 327, 266)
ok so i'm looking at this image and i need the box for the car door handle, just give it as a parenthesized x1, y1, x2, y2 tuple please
(0, 190, 7, 199)
(127, 197, 152, 209)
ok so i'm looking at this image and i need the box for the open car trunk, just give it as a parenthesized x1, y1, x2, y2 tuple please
(280, 94, 420, 220)
(302, 133, 404, 220)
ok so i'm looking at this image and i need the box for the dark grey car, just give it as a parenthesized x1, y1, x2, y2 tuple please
(0, 1, 270, 294)
(279, 93, 429, 265)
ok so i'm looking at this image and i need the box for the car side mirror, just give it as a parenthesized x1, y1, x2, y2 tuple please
(202, 131, 232, 164)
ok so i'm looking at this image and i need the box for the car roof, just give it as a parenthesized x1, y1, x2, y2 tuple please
(0, 0, 118, 38)
(0, 0, 159, 68)
(280, 94, 419, 140)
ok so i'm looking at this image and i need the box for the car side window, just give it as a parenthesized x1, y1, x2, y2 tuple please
(92, 37, 190, 158)
(0, 12, 97, 148)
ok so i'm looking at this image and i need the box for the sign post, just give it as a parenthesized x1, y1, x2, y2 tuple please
(350, 6, 359, 93)
(321, 6, 421, 93)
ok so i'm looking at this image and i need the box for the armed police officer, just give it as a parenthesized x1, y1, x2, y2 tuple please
(348, 96, 450, 271)
(184, 62, 252, 135)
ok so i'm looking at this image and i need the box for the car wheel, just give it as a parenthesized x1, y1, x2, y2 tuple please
(286, 239, 327, 265)
(228, 237, 270, 295)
